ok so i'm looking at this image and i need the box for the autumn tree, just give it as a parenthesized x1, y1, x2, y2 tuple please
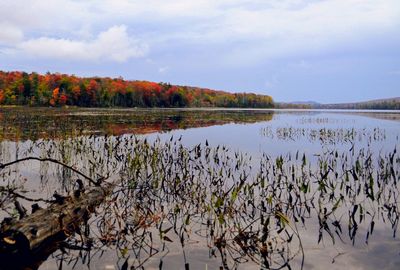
(0, 70, 275, 108)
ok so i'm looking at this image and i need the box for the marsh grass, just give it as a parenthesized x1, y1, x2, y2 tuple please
(260, 126, 386, 145)
(1, 130, 399, 269)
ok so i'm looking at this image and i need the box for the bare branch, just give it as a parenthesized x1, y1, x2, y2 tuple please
(0, 157, 99, 186)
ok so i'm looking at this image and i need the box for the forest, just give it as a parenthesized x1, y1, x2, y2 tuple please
(0, 71, 274, 108)
(315, 98, 400, 110)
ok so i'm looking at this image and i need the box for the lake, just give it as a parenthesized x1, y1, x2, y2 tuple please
(0, 107, 399, 270)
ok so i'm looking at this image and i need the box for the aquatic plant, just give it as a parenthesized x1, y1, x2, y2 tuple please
(0, 132, 399, 269)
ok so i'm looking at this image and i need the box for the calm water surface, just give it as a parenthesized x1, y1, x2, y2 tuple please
(0, 108, 399, 270)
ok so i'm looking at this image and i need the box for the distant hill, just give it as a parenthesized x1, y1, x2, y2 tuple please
(287, 101, 320, 105)
(278, 97, 400, 110)
(275, 101, 318, 109)
(315, 97, 400, 110)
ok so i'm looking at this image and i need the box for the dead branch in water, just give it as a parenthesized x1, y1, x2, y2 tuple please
(0, 157, 101, 186)
(0, 182, 115, 270)
(0, 156, 117, 270)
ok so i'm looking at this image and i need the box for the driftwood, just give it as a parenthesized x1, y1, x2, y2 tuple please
(0, 183, 115, 270)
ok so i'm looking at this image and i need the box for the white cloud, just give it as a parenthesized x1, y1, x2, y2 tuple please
(17, 25, 148, 62)
(0, 22, 24, 45)
(193, 1, 399, 50)
(0, 0, 94, 33)
(0, 0, 399, 64)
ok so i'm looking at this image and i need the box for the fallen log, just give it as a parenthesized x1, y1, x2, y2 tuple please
(0, 182, 115, 270)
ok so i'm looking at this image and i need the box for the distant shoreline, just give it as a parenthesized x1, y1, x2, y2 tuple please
(1, 105, 399, 113)
(277, 97, 400, 110)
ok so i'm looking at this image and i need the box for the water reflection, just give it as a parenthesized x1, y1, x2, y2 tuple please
(0, 108, 274, 141)
(0, 108, 399, 270)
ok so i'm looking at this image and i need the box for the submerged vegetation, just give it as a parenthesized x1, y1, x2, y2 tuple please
(0, 125, 399, 269)
(0, 71, 274, 108)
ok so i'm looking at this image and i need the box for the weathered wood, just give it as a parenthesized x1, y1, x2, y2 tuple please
(0, 183, 115, 270)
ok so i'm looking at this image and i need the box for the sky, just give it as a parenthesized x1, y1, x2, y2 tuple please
(0, 0, 399, 103)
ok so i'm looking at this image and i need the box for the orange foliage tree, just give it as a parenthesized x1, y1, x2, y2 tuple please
(0, 70, 274, 108)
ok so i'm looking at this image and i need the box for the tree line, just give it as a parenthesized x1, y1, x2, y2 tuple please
(316, 100, 400, 110)
(0, 71, 274, 108)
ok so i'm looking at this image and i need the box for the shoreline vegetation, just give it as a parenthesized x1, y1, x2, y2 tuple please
(0, 71, 274, 108)
(276, 97, 400, 110)
(1, 70, 398, 110)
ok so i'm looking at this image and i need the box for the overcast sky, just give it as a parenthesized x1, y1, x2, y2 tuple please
(0, 0, 399, 103)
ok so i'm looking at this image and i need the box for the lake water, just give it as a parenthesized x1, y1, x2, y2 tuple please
(0, 108, 399, 270)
